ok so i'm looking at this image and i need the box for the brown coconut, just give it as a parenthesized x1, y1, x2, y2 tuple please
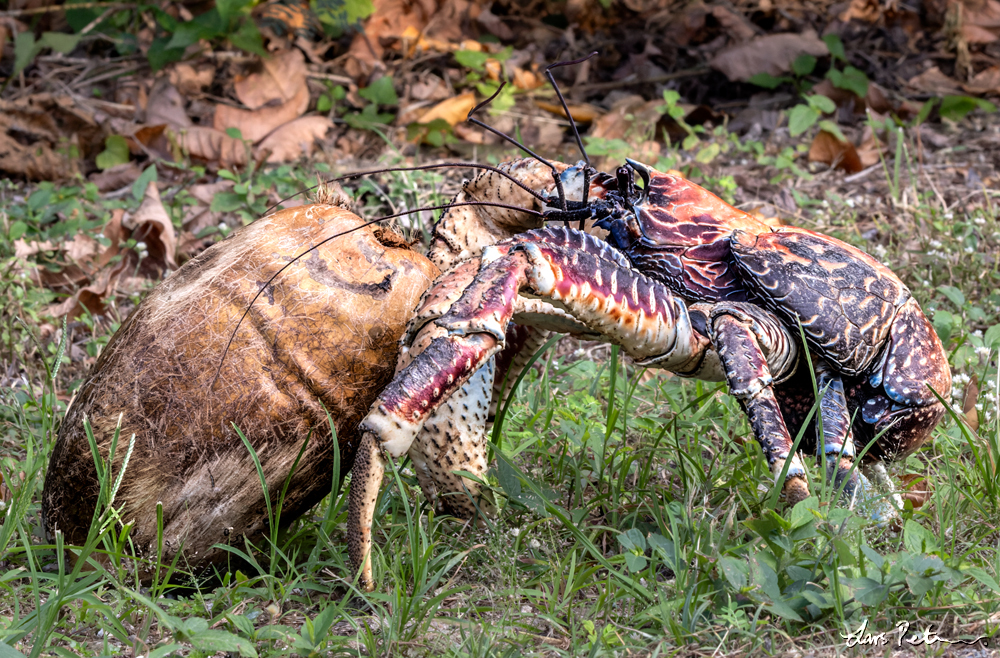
(42, 201, 439, 578)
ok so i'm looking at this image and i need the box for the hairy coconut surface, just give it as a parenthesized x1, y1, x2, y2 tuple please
(42, 202, 439, 579)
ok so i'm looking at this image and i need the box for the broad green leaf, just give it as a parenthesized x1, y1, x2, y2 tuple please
(9, 221, 27, 241)
(40, 31, 82, 54)
(846, 576, 889, 605)
(695, 142, 720, 163)
(228, 20, 267, 56)
(931, 309, 954, 345)
(903, 519, 940, 555)
(792, 54, 817, 76)
(95, 135, 130, 170)
(132, 165, 158, 203)
(147, 36, 185, 71)
(189, 630, 257, 657)
(211, 192, 246, 213)
(718, 555, 748, 590)
(13, 32, 41, 77)
(748, 72, 788, 89)
(216, 0, 253, 21)
(983, 323, 1000, 348)
(817, 120, 846, 142)
(940, 95, 996, 122)
(788, 104, 819, 136)
(0, 642, 27, 658)
(937, 284, 966, 309)
(359, 75, 398, 106)
(963, 566, 1000, 593)
(455, 49, 489, 72)
(822, 33, 846, 62)
(860, 544, 885, 570)
(312, 0, 375, 28)
(806, 94, 837, 114)
(827, 66, 869, 98)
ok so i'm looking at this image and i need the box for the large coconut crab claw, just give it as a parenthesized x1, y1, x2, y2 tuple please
(347, 225, 807, 591)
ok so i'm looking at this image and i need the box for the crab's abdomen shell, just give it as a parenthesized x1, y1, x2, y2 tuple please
(42, 204, 439, 579)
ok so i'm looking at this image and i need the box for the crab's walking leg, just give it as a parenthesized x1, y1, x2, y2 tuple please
(349, 228, 711, 590)
(704, 303, 807, 502)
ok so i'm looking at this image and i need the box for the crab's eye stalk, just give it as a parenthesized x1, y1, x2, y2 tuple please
(615, 165, 632, 193)
(625, 158, 650, 205)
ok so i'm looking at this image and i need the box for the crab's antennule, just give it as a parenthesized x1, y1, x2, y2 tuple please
(265, 161, 552, 216)
(466, 82, 569, 212)
(545, 52, 598, 166)
(211, 200, 545, 389)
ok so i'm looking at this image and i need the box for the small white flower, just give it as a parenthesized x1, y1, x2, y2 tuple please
(134, 241, 147, 251)
(930, 239, 943, 249)
(964, 246, 976, 254)
(529, 538, 541, 549)
(218, 222, 228, 232)
(974, 216, 986, 225)
(511, 527, 521, 538)
(973, 330, 983, 338)
(944, 212, 954, 219)
(573, 348, 586, 358)
(845, 198, 856, 208)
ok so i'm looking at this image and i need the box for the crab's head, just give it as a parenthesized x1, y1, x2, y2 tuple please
(593, 160, 771, 300)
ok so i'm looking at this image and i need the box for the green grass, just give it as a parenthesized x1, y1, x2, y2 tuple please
(1, 123, 999, 656)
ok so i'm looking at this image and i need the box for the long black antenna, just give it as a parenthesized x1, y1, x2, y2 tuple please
(545, 52, 597, 166)
(466, 83, 569, 213)
(265, 162, 554, 216)
(211, 200, 546, 389)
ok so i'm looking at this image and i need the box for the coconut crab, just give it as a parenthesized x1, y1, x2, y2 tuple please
(346, 152, 952, 591)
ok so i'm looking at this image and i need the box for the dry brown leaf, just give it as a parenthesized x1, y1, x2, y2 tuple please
(964, 65, 1000, 93)
(453, 123, 484, 144)
(417, 92, 476, 126)
(960, 0, 1000, 42)
(962, 24, 999, 42)
(14, 239, 57, 259)
(809, 131, 864, 173)
(214, 83, 309, 144)
(0, 94, 104, 180)
(256, 116, 333, 163)
(234, 49, 307, 110)
(711, 5, 757, 42)
(840, 0, 882, 22)
(172, 126, 249, 167)
(64, 233, 100, 264)
(127, 181, 177, 271)
(710, 30, 828, 81)
(45, 210, 130, 319)
(856, 127, 884, 168)
(898, 473, 933, 508)
(534, 100, 603, 124)
(590, 95, 663, 141)
(512, 66, 544, 91)
(348, 0, 471, 73)
(89, 162, 143, 192)
(169, 62, 216, 96)
(146, 79, 192, 129)
(907, 66, 964, 95)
